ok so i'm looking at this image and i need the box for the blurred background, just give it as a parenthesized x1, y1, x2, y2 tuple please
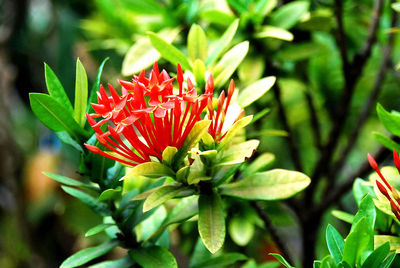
(1, 0, 400, 267)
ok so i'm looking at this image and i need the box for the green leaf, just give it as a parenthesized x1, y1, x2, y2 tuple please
(122, 28, 180, 76)
(123, 162, 175, 179)
(229, 216, 255, 246)
(361, 242, 390, 268)
(353, 178, 375, 206)
(219, 169, 311, 200)
(320, 255, 336, 268)
(29, 93, 86, 140)
(217, 140, 259, 166)
(162, 146, 178, 167)
(60, 240, 119, 268)
(198, 192, 226, 254)
(206, 19, 239, 66)
(173, 120, 211, 168)
(237, 76, 275, 107)
(374, 132, 400, 152)
(61, 186, 110, 216)
(193, 59, 206, 85)
(326, 224, 344, 264)
(43, 172, 98, 191)
(213, 41, 249, 88)
(377, 103, 400, 137)
(163, 196, 198, 226)
(188, 24, 207, 62)
(143, 184, 187, 212)
(270, 1, 310, 29)
(129, 246, 177, 268)
(200, 9, 235, 26)
(98, 188, 122, 201)
(331, 210, 354, 224)
(56, 131, 84, 152)
(87, 58, 108, 115)
(217, 116, 253, 150)
(342, 218, 371, 267)
(392, 3, 400, 12)
(85, 223, 114, 237)
(88, 256, 134, 268)
(254, 26, 294, 41)
(148, 32, 192, 71)
(44, 63, 73, 114)
(380, 253, 396, 268)
(74, 58, 88, 127)
(242, 153, 275, 176)
(191, 253, 247, 268)
(351, 194, 376, 233)
(269, 253, 294, 268)
(374, 235, 400, 253)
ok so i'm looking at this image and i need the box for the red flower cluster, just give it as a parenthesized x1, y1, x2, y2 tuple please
(368, 150, 400, 221)
(85, 63, 242, 167)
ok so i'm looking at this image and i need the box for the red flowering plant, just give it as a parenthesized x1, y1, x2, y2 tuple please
(29, 58, 311, 267)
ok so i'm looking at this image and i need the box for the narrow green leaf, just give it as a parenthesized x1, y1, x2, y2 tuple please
(173, 120, 211, 168)
(326, 224, 345, 264)
(351, 194, 376, 233)
(87, 58, 108, 115)
(123, 162, 175, 180)
(56, 131, 83, 152)
(374, 132, 400, 152)
(98, 188, 122, 201)
(269, 253, 294, 268)
(361, 242, 390, 268)
(29, 93, 86, 140)
(213, 41, 249, 88)
(143, 184, 187, 212)
(217, 140, 259, 166)
(193, 59, 206, 85)
(122, 28, 180, 76)
(238, 76, 275, 107)
(377, 103, 400, 137)
(148, 32, 192, 71)
(85, 223, 114, 237)
(198, 192, 226, 254)
(374, 235, 400, 253)
(270, 1, 310, 29)
(331, 210, 354, 224)
(191, 253, 247, 268)
(321, 255, 336, 268)
(163, 196, 198, 226)
(380, 253, 396, 268)
(217, 116, 253, 150)
(44, 172, 98, 191)
(254, 26, 294, 41)
(242, 153, 275, 176)
(200, 9, 235, 26)
(88, 256, 134, 268)
(44, 63, 73, 114)
(74, 58, 88, 127)
(60, 240, 119, 268)
(342, 218, 371, 267)
(129, 246, 177, 268)
(188, 24, 207, 62)
(61, 186, 110, 216)
(206, 19, 239, 66)
(219, 169, 311, 200)
(162, 146, 178, 167)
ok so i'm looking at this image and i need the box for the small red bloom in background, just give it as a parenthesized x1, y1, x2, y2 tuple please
(85, 63, 212, 167)
(368, 150, 400, 221)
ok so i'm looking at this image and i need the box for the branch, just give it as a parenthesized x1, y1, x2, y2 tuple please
(304, 90, 322, 150)
(305, 0, 385, 203)
(251, 201, 295, 265)
(272, 83, 304, 172)
(326, 9, 398, 190)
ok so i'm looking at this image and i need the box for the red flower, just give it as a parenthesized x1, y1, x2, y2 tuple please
(206, 74, 244, 141)
(85, 63, 212, 167)
(368, 150, 400, 221)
